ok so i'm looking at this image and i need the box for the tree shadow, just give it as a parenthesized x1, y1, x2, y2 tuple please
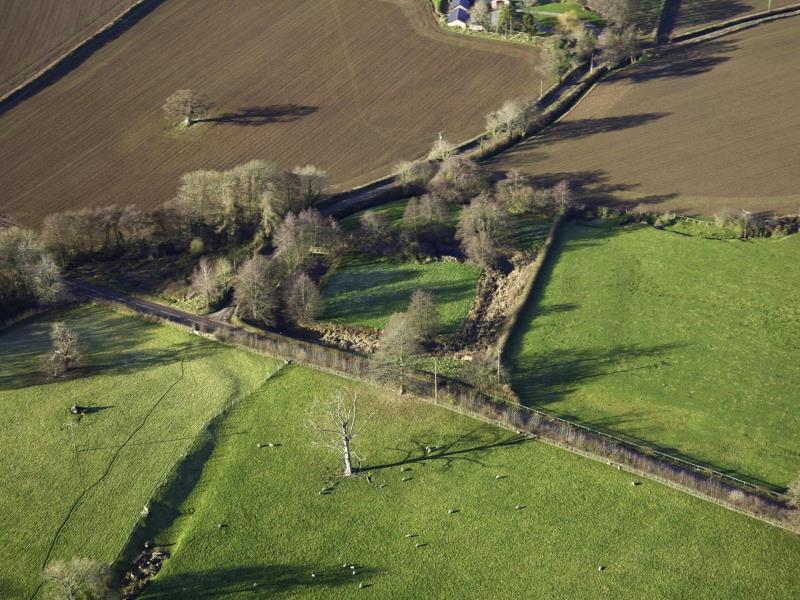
(669, 0, 753, 34)
(610, 39, 737, 84)
(366, 425, 530, 471)
(144, 564, 377, 598)
(0, 336, 210, 392)
(533, 113, 670, 145)
(204, 104, 318, 126)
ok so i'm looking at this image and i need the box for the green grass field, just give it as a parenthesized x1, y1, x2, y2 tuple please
(531, 2, 605, 28)
(143, 365, 800, 599)
(0, 305, 279, 599)
(322, 258, 481, 333)
(507, 222, 800, 488)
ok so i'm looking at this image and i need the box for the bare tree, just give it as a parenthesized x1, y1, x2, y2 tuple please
(163, 90, 211, 126)
(1, 227, 66, 310)
(428, 156, 489, 200)
(496, 170, 536, 214)
(427, 136, 456, 161)
(456, 193, 512, 267)
(598, 25, 639, 66)
(471, 0, 491, 28)
(282, 272, 323, 324)
(190, 257, 233, 310)
(43, 558, 115, 600)
(373, 311, 424, 393)
(308, 390, 369, 477)
(395, 159, 436, 190)
(551, 180, 574, 213)
(273, 210, 341, 273)
(486, 99, 537, 140)
(401, 194, 449, 250)
(407, 289, 440, 343)
(290, 165, 331, 209)
(234, 255, 279, 326)
(358, 210, 396, 256)
(45, 322, 80, 378)
(593, 0, 636, 27)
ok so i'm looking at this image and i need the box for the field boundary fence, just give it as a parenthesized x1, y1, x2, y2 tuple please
(88, 295, 798, 533)
(495, 214, 565, 356)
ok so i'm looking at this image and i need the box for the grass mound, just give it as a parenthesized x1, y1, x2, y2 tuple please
(0, 305, 279, 598)
(507, 222, 800, 488)
(144, 365, 800, 599)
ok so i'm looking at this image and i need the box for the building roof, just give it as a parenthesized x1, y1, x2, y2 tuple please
(449, 0, 472, 11)
(448, 7, 470, 23)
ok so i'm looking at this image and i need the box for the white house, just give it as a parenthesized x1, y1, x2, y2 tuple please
(447, 7, 470, 28)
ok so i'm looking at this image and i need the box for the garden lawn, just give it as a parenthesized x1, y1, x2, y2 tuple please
(531, 2, 604, 28)
(322, 258, 480, 333)
(0, 305, 279, 599)
(144, 365, 800, 599)
(507, 222, 800, 488)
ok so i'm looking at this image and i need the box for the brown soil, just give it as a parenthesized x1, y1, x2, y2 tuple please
(0, 0, 137, 97)
(671, 0, 798, 35)
(0, 0, 547, 225)
(487, 18, 800, 216)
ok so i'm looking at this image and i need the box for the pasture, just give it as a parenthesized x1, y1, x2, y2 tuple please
(0, 0, 547, 225)
(0, 0, 136, 98)
(322, 258, 480, 333)
(506, 222, 800, 488)
(0, 305, 279, 599)
(487, 18, 800, 216)
(142, 365, 800, 599)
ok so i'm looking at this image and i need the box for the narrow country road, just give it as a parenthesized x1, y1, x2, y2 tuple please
(67, 280, 234, 333)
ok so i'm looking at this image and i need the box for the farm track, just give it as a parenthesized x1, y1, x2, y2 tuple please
(0, 0, 547, 225)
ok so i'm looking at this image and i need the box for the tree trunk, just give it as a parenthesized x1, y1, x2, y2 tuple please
(342, 433, 353, 476)
(184, 116, 192, 127)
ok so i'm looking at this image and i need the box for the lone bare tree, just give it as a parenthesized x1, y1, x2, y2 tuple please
(45, 322, 81, 378)
(163, 89, 210, 126)
(43, 558, 114, 600)
(308, 390, 369, 477)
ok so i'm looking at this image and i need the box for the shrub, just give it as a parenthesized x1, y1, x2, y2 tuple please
(189, 237, 205, 255)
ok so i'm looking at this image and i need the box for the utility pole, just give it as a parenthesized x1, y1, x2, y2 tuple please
(496, 349, 502, 384)
(742, 210, 752, 240)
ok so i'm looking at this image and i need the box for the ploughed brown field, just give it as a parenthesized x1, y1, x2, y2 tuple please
(671, 0, 797, 34)
(0, 0, 137, 98)
(488, 18, 800, 216)
(0, 0, 546, 225)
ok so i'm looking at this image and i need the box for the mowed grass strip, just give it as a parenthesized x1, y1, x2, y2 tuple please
(144, 365, 800, 599)
(507, 222, 800, 487)
(322, 258, 481, 333)
(0, 305, 279, 599)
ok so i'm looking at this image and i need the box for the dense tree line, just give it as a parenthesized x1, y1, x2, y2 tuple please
(0, 227, 66, 318)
